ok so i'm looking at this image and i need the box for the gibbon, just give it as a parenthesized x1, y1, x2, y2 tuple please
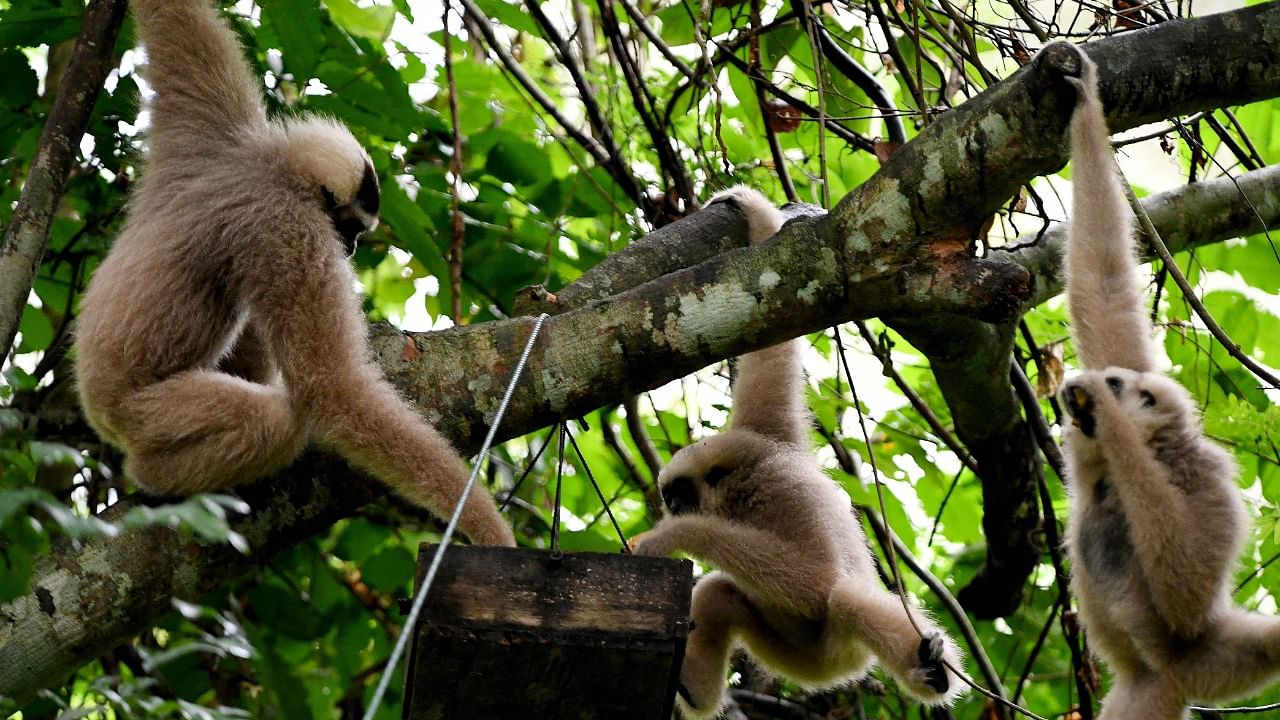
(74, 0, 514, 547)
(631, 187, 965, 718)
(1055, 43, 1280, 719)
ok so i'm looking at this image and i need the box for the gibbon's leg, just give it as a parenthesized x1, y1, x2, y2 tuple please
(118, 370, 306, 496)
(1061, 42, 1159, 373)
(1097, 676, 1187, 720)
(827, 578, 963, 704)
(129, 0, 267, 160)
(630, 515, 828, 615)
(1068, 379, 1215, 638)
(678, 572, 798, 717)
(260, 245, 515, 547)
(1175, 608, 1280, 702)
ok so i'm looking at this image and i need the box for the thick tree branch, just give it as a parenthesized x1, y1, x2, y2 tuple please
(4, 7, 1280, 704)
(0, 0, 127, 362)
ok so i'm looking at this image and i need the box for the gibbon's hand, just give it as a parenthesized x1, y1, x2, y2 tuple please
(627, 529, 672, 557)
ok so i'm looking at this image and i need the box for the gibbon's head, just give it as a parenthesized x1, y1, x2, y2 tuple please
(1061, 368, 1195, 441)
(656, 432, 770, 518)
(282, 116, 380, 256)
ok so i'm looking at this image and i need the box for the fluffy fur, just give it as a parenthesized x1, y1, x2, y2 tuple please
(1054, 42, 1280, 719)
(631, 186, 965, 718)
(74, 0, 514, 547)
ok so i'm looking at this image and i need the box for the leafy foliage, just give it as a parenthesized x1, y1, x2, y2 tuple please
(1, 0, 1278, 718)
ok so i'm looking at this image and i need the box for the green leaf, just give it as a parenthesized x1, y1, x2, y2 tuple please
(16, 305, 54, 353)
(360, 544, 416, 593)
(0, 0, 81, 47)
(325, 0, 396, 42)
(332, 517, 392, 563)
(483, 135, 551, 187)
(259, 0, 323, 79)
(470, 0, 540, 35)
(0, 49, 37, 108)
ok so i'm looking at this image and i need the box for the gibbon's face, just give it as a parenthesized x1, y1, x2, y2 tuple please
(321, 160, 380, 257)
(656, 433, 760, 517)
(1061, 368, 1192, 441)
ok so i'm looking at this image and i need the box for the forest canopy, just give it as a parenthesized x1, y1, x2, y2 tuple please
(1, 0, 1279, 718)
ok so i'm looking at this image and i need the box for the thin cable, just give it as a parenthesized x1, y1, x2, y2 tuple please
(565, 424, 630, 549)
(833, 327, 1049, 720)
(550, 422, 566, 554)
(1190, 702, 1280, 715)
(362, 312, 549, 720)
(498, 426, 557, 511)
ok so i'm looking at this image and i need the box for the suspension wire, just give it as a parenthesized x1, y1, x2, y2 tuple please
(564, 423, 630, 549)
(498, 425, 557, 511)
(832, 326, 1050, 720)
(362, 312, 548, 720)
(1190, 702, 1280, 715)
(550, 421, 566, 555)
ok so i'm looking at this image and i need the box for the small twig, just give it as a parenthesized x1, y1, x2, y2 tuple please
(853, 322, 980, 475)
(1120, 173, 1280, 389)
(622, 395, 664, 478)
(443, 2, 465, 324)
(616, 0, 695, 80)
(599, 406, 662, 516)
(459, 0, 649, 214)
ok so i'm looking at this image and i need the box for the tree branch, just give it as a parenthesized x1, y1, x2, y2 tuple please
(0, 0, 127, 362)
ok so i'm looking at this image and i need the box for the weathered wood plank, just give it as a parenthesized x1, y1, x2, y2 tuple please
(403, 546, 693, 720)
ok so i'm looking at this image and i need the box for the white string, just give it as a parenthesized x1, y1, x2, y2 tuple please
(362, 312, 549, 720)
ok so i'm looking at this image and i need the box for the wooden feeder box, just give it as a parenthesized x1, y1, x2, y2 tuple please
(401, 545, 694, 720)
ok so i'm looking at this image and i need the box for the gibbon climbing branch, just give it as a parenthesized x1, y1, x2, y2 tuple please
(3, 3, 1280, 706)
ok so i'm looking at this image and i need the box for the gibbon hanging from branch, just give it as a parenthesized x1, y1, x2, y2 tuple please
(74, 0, 514, 547)
(631, 187, 966, 718)
(1054, 42, 1280, 719)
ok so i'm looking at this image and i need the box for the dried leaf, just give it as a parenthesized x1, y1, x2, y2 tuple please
(873, 139, 900, 165)
(764, 99, 803, 133)
(1036, 341, 1065, 398)
(402, 336, 423, 362)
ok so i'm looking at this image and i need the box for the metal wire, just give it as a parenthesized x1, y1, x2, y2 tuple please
(362, 312, 548, 720)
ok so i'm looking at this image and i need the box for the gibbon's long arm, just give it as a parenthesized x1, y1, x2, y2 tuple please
(730, 339, 809, 446)
(258, 224, 516, 547)
(709, 187, 810, 446)
(1064, 62, 1160, 373)
(130, 0, 267, 161)
(633, 514, 829, 616)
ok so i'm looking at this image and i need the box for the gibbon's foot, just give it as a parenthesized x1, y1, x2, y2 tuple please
(1062, 382, 1098, 438)
(915, 633, 951, 694)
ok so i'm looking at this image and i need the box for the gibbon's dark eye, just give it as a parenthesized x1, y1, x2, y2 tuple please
(704, 465, 729, 487)
(662, 476, 699, 516)
(1138, 390, 1157, 408)
(357, 162, 380, 216)
(1105, 376, 1124, 397)
(321, 186, 339, 211)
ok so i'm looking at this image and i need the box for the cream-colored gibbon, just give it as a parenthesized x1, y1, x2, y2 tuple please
(631, 186, 966, 718)
(74, 0, 514, 546)
(1055, 42, 1280, 718)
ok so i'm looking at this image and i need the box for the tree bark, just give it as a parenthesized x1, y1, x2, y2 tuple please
(3, 4, 1280, 706)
